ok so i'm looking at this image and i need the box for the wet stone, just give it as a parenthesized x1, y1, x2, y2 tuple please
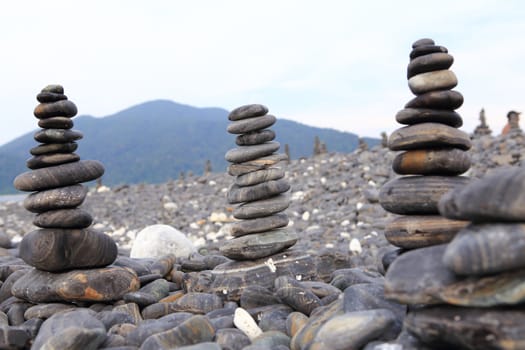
(225, 142, 280, 163)
(405, 89, 464, 110)
(36, 91, 67, 103)
(149, 254, 177, 277)
(228, 104, 268, 121)
(34, 128, 83, 143)
(385, 215, 468, 249)
(113, 303, 143, 325)
(19, 228, 118, 271)
(33, 100, 78, 119)
(30, 141, 78, 156)
(257, 305, 293, 333)
(286, 311, 309, 338)
(0, 269, 28, 303)
(95, 310, 135, 329)
(23, 183, 87, 213)
(409, 44, 448, 60)
(251, 330, 290, 348)
(12, 266, 139, 303)
(0, 326, 31, 349)
(7, 303, 31, 326)
(444, 223, 525, 276)
(330, 267, 384, 290)
(227, 114, 277, 134)
(14, 159, 105, 192)
(26, 152, 80, 169)
(235, 167, 284, 187)
(125, 312, 192, 346)
(233, 193, 290, 219)
(215, 328, 251, 350)
(396, 108, 463, 127)
(227, 153, 288, 176)
(407, 52, 454, 78)
(388, 123, 471, 151)
(24, 303, 76, 320)
(392, 148, 471, 175)
(228, 178, 290, 204)
(220, 228, 298, 260)
(275, 276, 321, 316)
(236, 129, 276, 146)
(33, 208, 93, 229)
(379, 175, 470, 215)
(239, 285, 281, 309)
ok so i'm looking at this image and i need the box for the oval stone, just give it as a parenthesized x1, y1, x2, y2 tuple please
(379, 176, 470, 215)
(233, 193, 290, 219)
(19, 228, 118, 271)
(405, 90, 464, 110)
(30, 142, 78, 156)
(407, 52, 454, 79)
(388, 123, 471, 151)
(14, 159, 105, 192)
(228, 178, 290, 204)
(24, 184, 87, 213)
(227, 213, 289, 236)
(219, 228, 298, 260)
(408, 70, 458, 95)
(444, 223, 525, 276)
(236, 129, 276, 146)
(438, 167, 525, 222)
(26, 153, 80, 170)
(235, 168, 285, 187)
(412, 38, 435, 48)
(36, 92, 67, 103)
(33, 100, 77, 119)
(395, 108, 463, 127)
(38, 116, 74, 129)
(33, 208, 93, 229)
(385, 215, 468, 249)
(227, 115, 276, 134)
(229, 104, 268, 121)
(225, 142, 280, 163)
(228, 154, 288, 177)
(392, 148, 471, 175)
(34, 129, 83, 143)
(41, 84, 64, 94)
(409, 45, 448, 60)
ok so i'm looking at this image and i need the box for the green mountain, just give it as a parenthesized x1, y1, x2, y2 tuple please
(0, 100, 379, 194)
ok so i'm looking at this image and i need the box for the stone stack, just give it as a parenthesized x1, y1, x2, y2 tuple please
(472, 108, 492, 137)
(384, 167, 525, 348)
(379, 38, 471, 252)
(221, 104, 297, 260)
(11, 85, 139, 303)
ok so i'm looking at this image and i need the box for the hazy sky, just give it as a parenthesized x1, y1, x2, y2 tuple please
(0, 1, 523, 146)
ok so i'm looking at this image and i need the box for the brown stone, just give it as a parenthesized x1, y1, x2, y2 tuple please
(33, 208, 93, 229)
(407, 52, 454, 79)
(392, 148, 471, 175)
(33, 100, 77, 119)
(388, 123, 471, 151)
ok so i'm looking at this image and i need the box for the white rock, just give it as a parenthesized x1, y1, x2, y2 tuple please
(234, 308, 263, 340)
(208, 180, 216, 186)
(356, 202, 363, 210)
(349, 238, 362, 254)
(341, 220, 350, 227)
(130, 224, 196, 259)
(163, 202, 178, 211)
(96, 185, 110, 193)
(209, 212, 228, 222)
(302, 211, 310, 221)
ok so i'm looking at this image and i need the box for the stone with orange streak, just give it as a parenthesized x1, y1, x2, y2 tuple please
(393, 148, 471, 176)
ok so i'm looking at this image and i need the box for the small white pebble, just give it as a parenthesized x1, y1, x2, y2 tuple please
(341, 220, 350, 227)
(302, 211, 310, 221)
(234, 308, 263, 340)
(163, 202, 178, 211)
(208, 180, 216, 186)
(349, 238, 362, 254)
(368, 180, 377, 187)
(340, 181, 347, 188)
(356, 202, 363, 210)
(296, 275, 302, 281)
(363, 166, 370, 171)
(189, 222, 199, 230)
(320, 177, 326, 184)
(325, 243, 334, 248)
(264, 258, 276, 273)
(340, 232, 350, 239)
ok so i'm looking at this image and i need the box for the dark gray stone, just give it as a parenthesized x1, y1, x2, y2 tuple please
(235, 168, 285, 187)
(228, 178, 290, 204)
(233, 193, 290, 219)
(23, 184, 87, 213)
(220, 228, 298, 260)
(33, 208, 93, 229)
(388, 123, 471, 151)
(26, 152, 80, 169)
(34, 128, 83, 143)
(30, 142, 78, 156)
(395, 108, 463, 127)
(225, 142, 280, 163)
(228, 213, 289, 237)
(227, 115, 276, 134)
(33, 100, 77, 119)
(407, 52, 454, 79)
(228, 104, 268, 121)
(236, 129, 275, 146)
(405, 89, 464, 110)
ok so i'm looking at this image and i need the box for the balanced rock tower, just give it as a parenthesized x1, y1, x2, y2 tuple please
(11, 85, 139, 303)
(379, 38, 471, 252)
(221, 104, 298, 260)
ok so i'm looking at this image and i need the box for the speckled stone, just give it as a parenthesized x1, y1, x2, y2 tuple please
(225, 142, 280, 163)
(26, 152, 80, 169)
(12, 267, 139, 303)
(227, 115, 277, 134)
(19, 228, 118, 271)
(408, 70, 458, 95)
(409, 45, 448, 60)
(33, 208, 93, 228)
(236, 129, 276, 146)
(388, 123, 471, 151)
(33, 100, 78, 119)
(407, 52, 454, 79)
(23, 184, 87, 213)
(227, 154, 288, 176)
(392, 148, 471, 175)
(220, 228, 298, 260)
(405, 90, 464, 110)
(228, 104, 269, 121)
(228, 179, 290, 204)
(233, 193, 290, 219)
(14, 159, 104, 192)
(379, 176, 470, 215)
(395, 108, 463, 127)
(443, 223, 525, 276)
(385, 215, 468, 249)
(34, 129, 83, 143)
(37, 116, 74, 129)
(30, 142, 78, 156)
(235, 168, 285, 187)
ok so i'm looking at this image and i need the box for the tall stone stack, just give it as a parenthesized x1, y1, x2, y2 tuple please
(221, 104, 298, 260)
(11, 85, 139, 303)
(379, 38, 471, 253)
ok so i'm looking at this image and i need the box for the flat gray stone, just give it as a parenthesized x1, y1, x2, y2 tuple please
(227, 213, 289, 236)
(229, 104, 268, 121)
(405, 90, 464, 110)
(220, 228, 298, 260)
(409, 45, 448, 60)
(388, 123, 471, 151)
(235, 168, 285, 187)
(23, 184, 87, 213)
(38, 116, 74, 129)
(396, 108, 463, 127)
(34, 129, 83, 143)
(407, 52, 454, 79)
(30, 142, 78, 156)
(408, 70, 458, 95)
(33, 100, 77, 119)
(236, 129, 275, 146)
(228, 178, 290, 204)
(33, 208, 93, 228)
(26, 152, 80, 170)
(228, 154, 288, 176)
(233, 193, 290, 219)
(225, 142, 280, 163)
(412, 38, 435, 48)
(227, 115, 276, 134)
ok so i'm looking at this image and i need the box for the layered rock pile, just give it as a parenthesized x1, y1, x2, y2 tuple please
(221, 104, 298, 260)
(472, 108, 492, 137)
(379, 38, 471, 254)
(10, 85, 138, 304)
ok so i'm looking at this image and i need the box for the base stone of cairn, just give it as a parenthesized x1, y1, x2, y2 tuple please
(11, 85, 139, 303)
(379, 38, 471, 256)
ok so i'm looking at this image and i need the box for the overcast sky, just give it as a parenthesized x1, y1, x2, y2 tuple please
(0, 0, 523, 146)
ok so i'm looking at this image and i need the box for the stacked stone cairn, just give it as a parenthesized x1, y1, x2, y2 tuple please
(379, 38, 471, 256)
(221, 104, 298, 260)
(472, 108, 492, 137)
(11, 85, 139, 304)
